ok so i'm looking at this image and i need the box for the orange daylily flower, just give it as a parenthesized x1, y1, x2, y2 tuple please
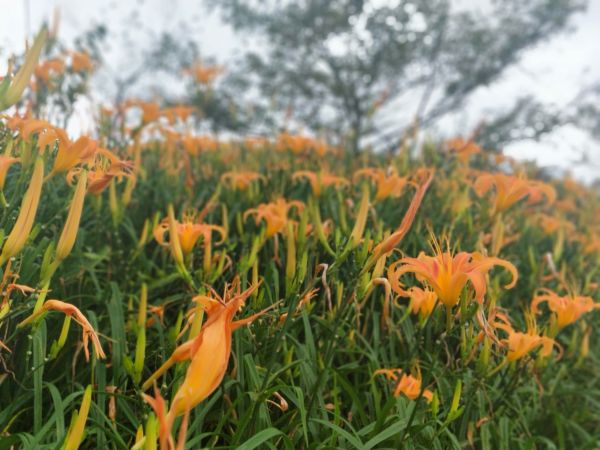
(474, 172, 556, 213)
(492, 312, 555, 361)
(292, 170, 348, 196)
(126, 100, 161, 124)
(244, 198, 304, 237)
(354, 167, 408, 201)
(220, 171, 265, 190)
(276, 133, 330, 156)
(445, 137, 482, 162)
(581, 233, 600, 255)
(49, 135, 97, 177)
(388, 246, 518, 308)
(69, 51, 94, 73)
(18, 299, 106, 361)
(35, 58, 65, 83)
(153, 210, 226, 256)
(531, 289, 599, 330)
(404, 286, 439, 319)
(161, 105, 195, 124)
(18, 118, 70, 153)
(180, 134, 219, 156)
(184, 62, 223, 85)
(536, 214, 576, 237)
(142, 282, 272, 434)
(374, 368, 433, 402)
(68, 149, 132, 194)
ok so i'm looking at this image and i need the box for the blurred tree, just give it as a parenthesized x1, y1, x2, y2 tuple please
(208, 0, 587, 153)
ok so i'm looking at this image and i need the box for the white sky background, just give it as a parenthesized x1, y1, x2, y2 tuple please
(0, 0, 599, 182)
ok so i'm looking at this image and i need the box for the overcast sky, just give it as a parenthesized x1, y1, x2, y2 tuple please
(1, 0, 599, 182)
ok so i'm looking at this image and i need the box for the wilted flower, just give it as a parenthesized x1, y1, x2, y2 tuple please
(18, 299, 106, 361)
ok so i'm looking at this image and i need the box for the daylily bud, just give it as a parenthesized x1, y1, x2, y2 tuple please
(0, 157, 44, 266)
(133, 325, 146, 384)
(49, 315, 72, 359)
(55, 171, 87, 262)
(167, 204, 184, 268)
(138, 283, 148, 329)
(285, 222, 296, 295)
(0, 27, 47, 110)
(145, 414, 158, 450)
(138, 219, 150, 249)
(349, 184, 370, 248)
(62, 385, 92, 450)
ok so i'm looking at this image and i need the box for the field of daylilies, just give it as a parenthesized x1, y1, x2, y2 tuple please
(0, 27, 599, 450)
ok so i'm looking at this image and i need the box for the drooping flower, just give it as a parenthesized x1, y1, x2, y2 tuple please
(531, 289, 598, 330)
(244, 198, 304, 237)
(474, 172, 556, 213)
(388, 246, 518, 308)
(354, 167, 408, 201)
(374, 368, 433, 402)
(18, 299, 106, 361)
(142, 281, 272, 436)
(292, 170, 348, 196)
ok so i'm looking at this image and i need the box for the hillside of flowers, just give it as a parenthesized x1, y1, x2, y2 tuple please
(0, 27, 599, 450)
